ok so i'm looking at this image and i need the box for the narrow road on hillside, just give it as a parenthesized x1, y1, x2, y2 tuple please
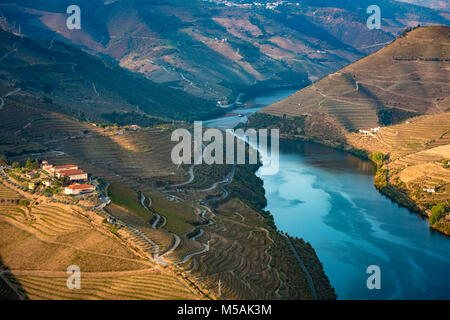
(0, 88, 21, 110)
(0, 43, 18, 63)
(139, 193, 161, 229)
(283, 234, 318, 299)
(179, 242, 210, 264)
(171, 165, 194, 187)
(218, 92, 244, 109)
(201, 163, 236, 205)
(160, 233, 181, 258)
(189, 229, 204, 241)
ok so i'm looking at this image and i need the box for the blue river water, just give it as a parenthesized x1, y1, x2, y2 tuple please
(204, 89, 450, 300)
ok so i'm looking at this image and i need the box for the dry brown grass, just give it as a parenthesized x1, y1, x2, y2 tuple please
(262, 26, 450, 132)
(0, 182, 202, 300)
(348, 112, 450, 233)
(0, 182, 21, 200)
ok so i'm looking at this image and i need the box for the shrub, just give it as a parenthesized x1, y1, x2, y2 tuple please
(430, 203, 446, 225)
(0, 155, 8, 166)
(371, 152, 385, 165)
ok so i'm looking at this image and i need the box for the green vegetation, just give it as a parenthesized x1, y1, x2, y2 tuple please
(101, 111, 170, 128)
(108, 184, 150, 220)
(228, 164, 267, 213)
(25, 158, 39, 170)
(430, 203, 446, 225)
(190, 163, 232, 189)
(150, 196, 196, 235)
(242, 113, 307, 136)
(290, 236, 337, 300)
(377, 107, 418, 126)
(0, 155, 8, 166)
(371, 152, 385, 166)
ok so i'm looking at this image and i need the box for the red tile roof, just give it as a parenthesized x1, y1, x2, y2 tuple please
(67, 184, 95, 190)
(53, 165, 77, 169)
(58, 169, 86, 176)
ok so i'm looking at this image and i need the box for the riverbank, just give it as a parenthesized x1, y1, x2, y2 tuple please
(243, 111, 450, 237)
(206, 89, 450, 299)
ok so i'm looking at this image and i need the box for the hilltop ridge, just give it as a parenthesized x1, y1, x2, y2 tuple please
(258, 26, 449, 143)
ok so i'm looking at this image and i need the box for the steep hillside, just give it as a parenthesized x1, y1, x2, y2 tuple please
(0, 86, 335, 300)
(395, 0, 450, 12)
(1, 0, 447, 100)
(260, 26, 449, 139)
(0, 29, 221, 122)
(348, 112, 450, 235)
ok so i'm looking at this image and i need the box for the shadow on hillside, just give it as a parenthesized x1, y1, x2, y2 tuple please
(0, 255, 28, 300)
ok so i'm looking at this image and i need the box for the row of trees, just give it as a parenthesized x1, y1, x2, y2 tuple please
(0, 155, 40, 170)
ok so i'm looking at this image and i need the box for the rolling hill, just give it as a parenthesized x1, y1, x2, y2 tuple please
(253, 26, 450, 235)
(395, 0, 450, 12)
(0, 29, 222, 122)
(0, 0, 448, 100)
(258, 26, 449, 143)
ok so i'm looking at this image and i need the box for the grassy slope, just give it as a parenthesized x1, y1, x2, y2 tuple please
(108, 184, 150, 221)
(261, 26, 450, 134)
(0, 181, 199, 300)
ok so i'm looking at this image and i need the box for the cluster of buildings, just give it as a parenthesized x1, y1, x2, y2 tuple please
(41, 161, 96, 195)
(423, 187, 436, 194)
(359, 127, 381, 136)
(203, 0, 290, 10)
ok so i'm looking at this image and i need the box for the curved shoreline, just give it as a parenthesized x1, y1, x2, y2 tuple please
(275, 134, 448, 237)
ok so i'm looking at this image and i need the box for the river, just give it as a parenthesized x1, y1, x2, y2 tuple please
(204, 89, 450, 300)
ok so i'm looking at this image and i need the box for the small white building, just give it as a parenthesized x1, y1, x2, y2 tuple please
(423, 187, 436, 194)
(43, 181, 52, 187)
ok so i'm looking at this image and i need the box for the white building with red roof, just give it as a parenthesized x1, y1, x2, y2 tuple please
(56, 169, 88, 181)
(64, 183, 96, 195)
(43, 163, 79, 175)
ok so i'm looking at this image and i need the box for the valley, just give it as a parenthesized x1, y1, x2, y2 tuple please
(0, 86, 335, 299)
(1, 0, 448, 101)
(0, 1, 449, 302)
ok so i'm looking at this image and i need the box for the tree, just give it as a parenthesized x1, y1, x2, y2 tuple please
(25, 158, 33, 169)
(25, 158, 39, 170)
(430, 203, 446, 225)
(58, 176, 71, 187)
(372, 152, 385, 165)
(11, 162, 20, 169)
(0, 155, 8, 166)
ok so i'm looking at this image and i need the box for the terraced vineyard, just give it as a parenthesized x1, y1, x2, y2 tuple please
(3, 269, 199, 300)
(0, 181, 203, 300)
(0, 182, 21, 201)
(262, 26, 450, 136)
(347, 112, 450, 234)
(177, 199, 318, 300)
(45, 129, 188, 190)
